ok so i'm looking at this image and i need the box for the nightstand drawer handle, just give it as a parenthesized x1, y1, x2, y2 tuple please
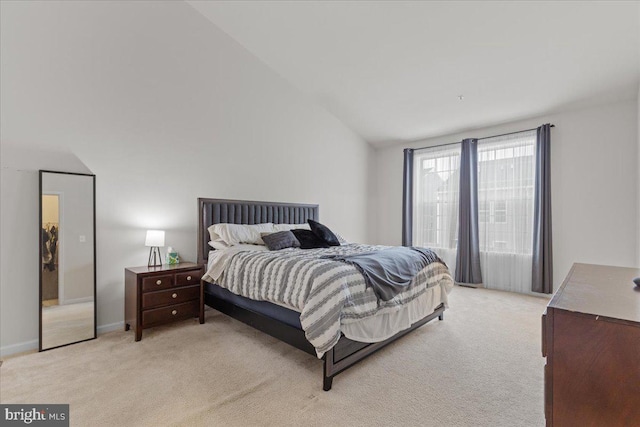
(172, 310, 177, 315)
(156, 280, 162, 285)
(172, 293, 177, 299)
(187, 275, 192, 281)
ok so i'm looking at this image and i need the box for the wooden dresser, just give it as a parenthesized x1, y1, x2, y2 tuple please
(125, 262, 205, 341)
(542, 263, 640, 426)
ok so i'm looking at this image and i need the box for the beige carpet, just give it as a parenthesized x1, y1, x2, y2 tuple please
(0, 286, 549, 426)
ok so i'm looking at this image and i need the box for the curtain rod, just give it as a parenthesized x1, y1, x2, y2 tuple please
(409, 124, 555, 152)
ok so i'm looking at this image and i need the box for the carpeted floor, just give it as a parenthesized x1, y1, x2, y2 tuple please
(0, 286, 549, 426)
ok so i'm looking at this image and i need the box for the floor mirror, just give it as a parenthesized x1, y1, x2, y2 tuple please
(39, 170, 96, 351)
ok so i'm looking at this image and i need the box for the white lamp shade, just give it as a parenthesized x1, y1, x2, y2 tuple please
(145, 230, 165, 247)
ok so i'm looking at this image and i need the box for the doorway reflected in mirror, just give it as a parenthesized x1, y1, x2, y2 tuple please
(42, 194, 59, 304)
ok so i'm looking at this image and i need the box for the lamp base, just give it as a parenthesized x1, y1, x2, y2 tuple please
(148, 247, 162, 267)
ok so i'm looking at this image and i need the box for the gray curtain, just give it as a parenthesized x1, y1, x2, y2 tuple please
(402, 148, 414, 246)
(455, 139, 483, 285)
(532, 124, 553, 293)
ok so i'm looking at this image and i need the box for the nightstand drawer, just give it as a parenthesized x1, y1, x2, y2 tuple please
(142, 274, 174, 292)
(142, 285, 199, 309)
(142, 300, 199, 327)
(176, 270, 202, 286)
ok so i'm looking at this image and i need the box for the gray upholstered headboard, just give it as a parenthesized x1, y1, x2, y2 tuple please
(197, 198, 319, 265)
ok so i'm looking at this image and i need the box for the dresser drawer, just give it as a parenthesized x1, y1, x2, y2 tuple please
(142, 300, 199, 327)
(176, 270, 202, 286)
(142, 285, 199, 309)
(142, 274, 174, 292)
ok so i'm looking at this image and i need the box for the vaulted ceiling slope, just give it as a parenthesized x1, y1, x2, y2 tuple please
(188, 1, 640, 146)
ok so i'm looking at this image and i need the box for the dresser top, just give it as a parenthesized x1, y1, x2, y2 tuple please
(549, 263, 640, 324)
(125, 262, 202, 275)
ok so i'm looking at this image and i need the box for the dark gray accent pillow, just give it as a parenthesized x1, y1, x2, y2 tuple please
(262, 231, 301, 251)
(308, 219, 340, 246)
(291, 229, 330, 249)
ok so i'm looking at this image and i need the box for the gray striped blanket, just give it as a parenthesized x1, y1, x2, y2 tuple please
(217, 244, 454, 358)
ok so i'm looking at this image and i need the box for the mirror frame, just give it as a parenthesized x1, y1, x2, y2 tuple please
(39, 170, 97, 351)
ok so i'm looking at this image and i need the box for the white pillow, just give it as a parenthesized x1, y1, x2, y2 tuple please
(208, 240, 230, 250)
(208, 225, 224, 242)
(208, 223, 275, 246)
(273, 223, 311, 232)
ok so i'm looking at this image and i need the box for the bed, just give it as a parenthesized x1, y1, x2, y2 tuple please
(197, 198, 453, 391)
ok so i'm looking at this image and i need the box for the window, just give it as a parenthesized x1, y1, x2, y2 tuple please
(477, 130, 536, 255)
(410, 129, 537, 293)
(412, 144, 461, 270)
(479, 200, 508, 224)
(476, 130, 536, 293)
(494, 200, 507, 223)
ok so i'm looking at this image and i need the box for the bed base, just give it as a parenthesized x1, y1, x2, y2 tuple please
(205, 291, 445, 391)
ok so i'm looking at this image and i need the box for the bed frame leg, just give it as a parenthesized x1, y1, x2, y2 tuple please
(438, 313, 444, 321)
(323, 375, 333, 391)
(323, 349, 334, 391)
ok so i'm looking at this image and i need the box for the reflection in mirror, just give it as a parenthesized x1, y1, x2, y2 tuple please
(39, 170, 96, 351)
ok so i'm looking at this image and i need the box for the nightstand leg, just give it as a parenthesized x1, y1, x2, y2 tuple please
(135, 328, 142, 342)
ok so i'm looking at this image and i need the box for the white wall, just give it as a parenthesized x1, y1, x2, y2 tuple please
(0, 1, 371, 355)
(373, 99, 639, 290)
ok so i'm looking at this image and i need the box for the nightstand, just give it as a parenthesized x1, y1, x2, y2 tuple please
(124, 262, 205, 341)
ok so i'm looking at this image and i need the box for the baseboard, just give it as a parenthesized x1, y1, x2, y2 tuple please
(455, 282, 482, 289)
(0, 339, 38, 358)
(1, 321, 125, 358)
(61, 297, 93, 305)
(97, 321, 123, 335)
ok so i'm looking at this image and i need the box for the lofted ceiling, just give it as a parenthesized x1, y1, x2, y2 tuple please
(188, 1, 640, 146)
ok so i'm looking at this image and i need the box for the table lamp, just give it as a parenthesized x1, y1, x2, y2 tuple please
(145, 230, 165, 267)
